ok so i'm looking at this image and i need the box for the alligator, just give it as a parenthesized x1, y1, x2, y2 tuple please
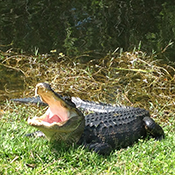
(11, 83, 165, 155)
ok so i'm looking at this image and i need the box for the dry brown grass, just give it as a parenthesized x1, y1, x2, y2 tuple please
(1, 50, 174, 123)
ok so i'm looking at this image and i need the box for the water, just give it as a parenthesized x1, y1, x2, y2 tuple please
(0, 65, 25, 103)
(0, 1, 174, 61)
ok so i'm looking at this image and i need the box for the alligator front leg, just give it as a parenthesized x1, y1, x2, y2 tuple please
(143, 117, 165, 140)
(86, 142, 113, 155)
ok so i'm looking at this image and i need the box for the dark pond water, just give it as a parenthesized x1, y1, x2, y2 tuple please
(0, 1, 175, 103)
(0, 65, 25, 103)
(0, 1, 175, 60)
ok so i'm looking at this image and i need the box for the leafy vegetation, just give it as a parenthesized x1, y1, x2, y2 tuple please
(0, 0, 175, 61)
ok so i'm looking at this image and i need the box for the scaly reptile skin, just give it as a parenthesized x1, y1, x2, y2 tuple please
(11, 83, 165, 155)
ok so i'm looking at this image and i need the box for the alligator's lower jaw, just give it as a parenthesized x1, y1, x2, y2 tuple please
(27, 114, 68, 141)
(27, 104, 69, 127)
(28, 116, 67, 128)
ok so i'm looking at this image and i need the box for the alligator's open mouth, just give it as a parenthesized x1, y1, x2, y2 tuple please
(28, 83, 69, 127)
(27, 83, 85, 143)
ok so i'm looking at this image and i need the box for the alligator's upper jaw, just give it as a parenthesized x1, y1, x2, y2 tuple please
(28, 83, 70, 137)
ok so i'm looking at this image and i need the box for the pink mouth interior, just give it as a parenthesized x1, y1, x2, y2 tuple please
(40, 100, 69, 124)
(42, 113, 62, 123)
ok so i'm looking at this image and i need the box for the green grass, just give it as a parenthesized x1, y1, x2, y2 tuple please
(0, 50, 175, 174)
(0, 102, 175, 175)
